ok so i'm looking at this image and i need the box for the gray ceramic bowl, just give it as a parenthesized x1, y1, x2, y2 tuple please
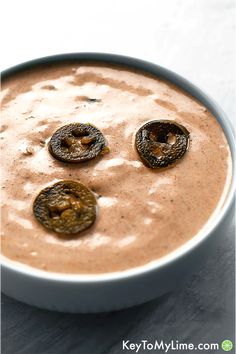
(1, 53, 235, 313)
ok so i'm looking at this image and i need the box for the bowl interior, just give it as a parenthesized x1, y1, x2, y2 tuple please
(1, 52, 235, 282)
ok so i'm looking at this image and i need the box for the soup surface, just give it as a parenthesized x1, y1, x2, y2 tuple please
(0, 61, 231, 273)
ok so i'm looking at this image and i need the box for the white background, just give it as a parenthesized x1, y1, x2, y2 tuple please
(1, 0, 235, 120)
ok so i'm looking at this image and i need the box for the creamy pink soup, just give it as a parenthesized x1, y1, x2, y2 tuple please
(0, 62, 232, 274)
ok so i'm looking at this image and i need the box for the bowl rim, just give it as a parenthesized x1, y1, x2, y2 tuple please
(1, 52, 235, 283)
